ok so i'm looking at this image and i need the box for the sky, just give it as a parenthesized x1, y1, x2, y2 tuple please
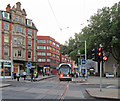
(1, 0, 119, 44)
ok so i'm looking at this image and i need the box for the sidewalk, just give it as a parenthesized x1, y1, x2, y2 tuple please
(72, 76, 119, 100)
(0, 75, 55, 88)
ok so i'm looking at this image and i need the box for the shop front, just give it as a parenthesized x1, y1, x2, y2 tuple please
(0, 60, 11, 78)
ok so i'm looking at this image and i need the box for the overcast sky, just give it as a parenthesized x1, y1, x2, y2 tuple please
(1, 0, 119, 44)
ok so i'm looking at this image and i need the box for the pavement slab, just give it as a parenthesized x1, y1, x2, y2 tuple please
(86, 88, 119, 100)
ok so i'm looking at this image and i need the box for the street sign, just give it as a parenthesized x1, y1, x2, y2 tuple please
(81, 59, 86, 65)
(27, 62, 31, 68)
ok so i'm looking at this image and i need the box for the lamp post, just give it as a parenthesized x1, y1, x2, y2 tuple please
(79, 40, 87, 80)
(11, 40, 13, 79)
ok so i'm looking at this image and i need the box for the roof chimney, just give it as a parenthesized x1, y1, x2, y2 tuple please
(6, 4, 11, 12)
(16, 2, 21, 11)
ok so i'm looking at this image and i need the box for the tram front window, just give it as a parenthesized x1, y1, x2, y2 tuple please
(59, 67, 70, 75)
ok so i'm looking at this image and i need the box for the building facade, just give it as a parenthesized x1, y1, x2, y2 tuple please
(37, 36, 61, 74)
(60, 54, 73, 70)
(0, 2, 38, 77)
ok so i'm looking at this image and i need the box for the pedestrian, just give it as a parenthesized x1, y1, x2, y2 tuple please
(23, 70, 26, 80)
(31, 71, 34, 82)
(16, 72, 20, 81)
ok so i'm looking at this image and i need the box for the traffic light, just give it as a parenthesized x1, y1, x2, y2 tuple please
(96, 48, 103, 62)
(92, 48, 97, 61)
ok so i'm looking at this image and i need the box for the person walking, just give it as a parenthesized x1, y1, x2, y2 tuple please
(23, 71, 26, 80)
(16, 72, 20, 81)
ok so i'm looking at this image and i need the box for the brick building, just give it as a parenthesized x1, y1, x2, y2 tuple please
(37, 36, 61, 74)
(0, 2, 38, 77)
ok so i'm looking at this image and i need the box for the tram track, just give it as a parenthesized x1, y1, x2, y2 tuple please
(59, 81, 69, 100)
(38, 76, 70, 99)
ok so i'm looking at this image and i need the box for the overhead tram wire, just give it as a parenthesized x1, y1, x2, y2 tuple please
(47, 0, 62, 31)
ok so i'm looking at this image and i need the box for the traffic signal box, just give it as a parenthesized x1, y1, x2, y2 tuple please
(92, 48, 103, 62)
(92, 48, 97, 61)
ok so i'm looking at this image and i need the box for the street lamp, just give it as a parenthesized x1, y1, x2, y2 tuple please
(79, 40, 87, 80)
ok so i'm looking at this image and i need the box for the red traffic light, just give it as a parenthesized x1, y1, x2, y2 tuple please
(103, 56, 107, 61)
(97, 48, 101, 51)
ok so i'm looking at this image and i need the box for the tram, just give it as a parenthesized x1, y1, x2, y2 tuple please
(58, 63, 72, 81)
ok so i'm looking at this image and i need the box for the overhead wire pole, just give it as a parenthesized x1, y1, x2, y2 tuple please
(47, 0, 62, 31)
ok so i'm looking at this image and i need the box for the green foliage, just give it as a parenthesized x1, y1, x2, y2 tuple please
(61, 2, 120, 65)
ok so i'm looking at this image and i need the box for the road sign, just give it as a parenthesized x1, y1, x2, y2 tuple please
(27, 62, 31, 68)
(81, 59, 86, 65)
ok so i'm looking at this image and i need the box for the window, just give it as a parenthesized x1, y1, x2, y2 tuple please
(4, 48, 9, 56)
(23, 28, 26, 34)
(28, 40, 31, 46)
(27, 19, 32, 26)
(37, 58, 46, 62)
(5, 12, 8, 18)
(28, 30, 32, 36)
(57, 55, 60, 59)
(4, 35, 9, 43)
(19, 17, 22, 23)
(18, 26, 22, 32)
(47, 40, 50, 43)
(47, 46, 50, 50)
(28, 52, 31, 58)
(15, 16, 18, 21)
(47, 52, 51, 56)
(47, 59, 51, 62)
(2, 12, 10, 19)
(53, 54, 56, 58)
(14, 26, 17, 32)
(4, 23, 9, 30)
(14, 38, 17, 44)
(37, 46, 46, 49)
(56, 44, 59, 47)
(37, 52, 46, 56)
(14, 50, 17, 57)
(18, 38, 22, 44)
(18, 50, 21, 57)
(53, 42, 56, 45)
(37, 40, 46, 43)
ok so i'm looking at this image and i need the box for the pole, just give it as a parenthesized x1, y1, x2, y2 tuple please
(100, 61, 102, 91)
(85, 40, 87, 80)
(11, 40, 13, 79)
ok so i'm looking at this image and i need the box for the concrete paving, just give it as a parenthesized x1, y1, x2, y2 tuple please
(1, 75, 55, 88)
(72, 76, 119, 100)
(86, 88, 119, 100)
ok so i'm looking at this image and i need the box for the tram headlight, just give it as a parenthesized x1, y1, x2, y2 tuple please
(60, 74, 63, 77)
(67, 74, 69, 77)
